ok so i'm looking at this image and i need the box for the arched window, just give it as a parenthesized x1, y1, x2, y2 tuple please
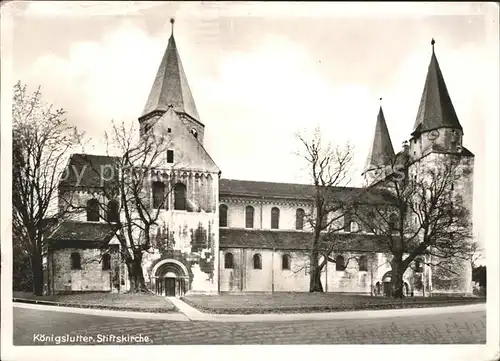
(282, 254, 291, 270)
(388, 213, 398, 233)
(102, 253, 111, 271)
(415, 258, 423, 273)
(106, 200, 119, 222)
(245, 206, 254, 228)
(71, 252, 81, 270)
(191, 128, 198, 138)
(224, 253, 234, 269)
(86, 199, 99, 222)
(343, 214, 352, 232)
(219, 204, 228, 227)
(335, 255, 345, 271)
(349, 221, 359, 233)
(174, 183, 187, 210)
(296, 208, 305, 230)
(358, 255, 368, 271)
(152, 181, 166, 209)
(271, 207, 280, 229)
(253, 254, 262, 269)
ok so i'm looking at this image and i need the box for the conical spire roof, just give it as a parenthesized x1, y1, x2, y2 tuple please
(141, 19, 200, 122)
(364, 104, 395, 173)
(412, 39, 462, 135)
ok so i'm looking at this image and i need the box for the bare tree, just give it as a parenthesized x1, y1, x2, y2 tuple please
(354, 154, 474, 298)
(12, 81, 82, 295)
(70, 121, 176, 292)
(296, 128, 355, 292)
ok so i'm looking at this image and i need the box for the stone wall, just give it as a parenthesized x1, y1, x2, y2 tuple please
(48, 247, 119, 294)
(141, 206, 219, 294)
(219, 248, 418, 294)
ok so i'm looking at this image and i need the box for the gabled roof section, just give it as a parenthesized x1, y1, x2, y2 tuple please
(154, 107, 219, 173)
(219, 179, 396, 204)
(412, 39, 463, 135)
(48, 221, 116, 241)
(364, 105, 395, 174)
(59, 153, 120, 188)
(141, 21, 200, 122)
(47, 221, 118, 250)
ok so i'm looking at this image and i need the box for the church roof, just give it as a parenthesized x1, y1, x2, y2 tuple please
(219, 228, 390, 252)
(140, 21, 200, 122)
(412, 39, 463, 135)
(48, 221, 116, 241)
(219, 179, 396, 204)
(363, 105, 395, 174)
(47, 221, 117, 249)
(59, 153, 120, 189)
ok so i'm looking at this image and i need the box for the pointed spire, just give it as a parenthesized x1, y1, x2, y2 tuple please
(412, 38, 462, 135)
(364, 104, 396, 173)
(140, 19, 201, 122)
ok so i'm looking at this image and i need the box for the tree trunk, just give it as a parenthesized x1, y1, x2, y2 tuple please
(309, 249, 324, 292)
(391, 257, 404, 299)
(126, 254, 148, 293)
(30, 253, 44, 296)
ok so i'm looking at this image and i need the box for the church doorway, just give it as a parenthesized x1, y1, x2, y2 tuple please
(153, 260, 189, 297)
(165, 273, 176, 296)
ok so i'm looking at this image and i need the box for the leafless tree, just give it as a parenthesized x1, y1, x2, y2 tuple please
(296, 127, 355, 292)
(12, 81, 82, 295)
(354, 154, 474, 298)
(71, 121, 176, 292)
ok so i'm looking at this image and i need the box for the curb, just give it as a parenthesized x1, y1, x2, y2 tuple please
(12, 297, 485, 322)
(12, 297, 179, 314)
(181, 297, 486, 315)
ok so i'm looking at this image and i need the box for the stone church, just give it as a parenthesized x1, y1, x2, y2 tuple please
(44, 22, 474, 297)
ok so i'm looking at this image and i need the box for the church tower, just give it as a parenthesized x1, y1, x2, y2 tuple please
(139, 19, 205, 143)
(138, 19, 220, 296)
(362, 102, 396, 187)
(408, 39, 475, 295)
(408, 39, 465, 159)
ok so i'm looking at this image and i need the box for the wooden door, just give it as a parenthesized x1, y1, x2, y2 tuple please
(165, 278, 176, 296)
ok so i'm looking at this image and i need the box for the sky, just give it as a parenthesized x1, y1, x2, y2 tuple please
(4, 2, 499, 254)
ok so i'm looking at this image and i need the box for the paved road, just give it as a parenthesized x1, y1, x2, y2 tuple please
(13, 305, 486, 345)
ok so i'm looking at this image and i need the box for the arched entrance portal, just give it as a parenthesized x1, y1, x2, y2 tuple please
(153, 260, 189, 297)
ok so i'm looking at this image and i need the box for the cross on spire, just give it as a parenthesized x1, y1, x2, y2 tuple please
(431, 38, 435, 53)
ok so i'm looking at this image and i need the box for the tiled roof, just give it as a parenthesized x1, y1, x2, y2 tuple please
(219, 228, 390, 252)
(364, 106, 396, 173)
(412, 42, 462, 135)
(48, 221, 116, 242)
(59, 153, 120, 189)
(141, 34, 200, 121)
(219, 179, 396, 204)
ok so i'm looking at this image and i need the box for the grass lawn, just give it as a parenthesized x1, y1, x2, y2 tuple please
(13, 291, 177, 313)
(183, 293, 486, 314)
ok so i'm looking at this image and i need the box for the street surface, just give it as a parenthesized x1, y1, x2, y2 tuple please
(13, 304, 486, 345)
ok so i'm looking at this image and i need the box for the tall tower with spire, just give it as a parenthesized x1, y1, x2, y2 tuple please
(409, 38, 465, 159)
(362, 100, 396, 187)
(408, 39, 475, 295)
(139, 18, 205, 143)
(137, 19, 220, 296)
